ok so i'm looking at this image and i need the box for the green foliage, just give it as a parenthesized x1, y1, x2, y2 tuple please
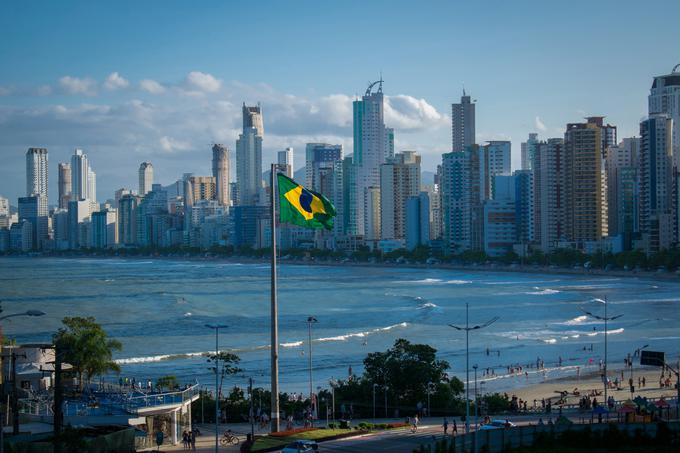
(205, 351, 241, 397)
(54, 316, 122, 389)
(480, 392, 511, 413)
(156, 375, 178, 391)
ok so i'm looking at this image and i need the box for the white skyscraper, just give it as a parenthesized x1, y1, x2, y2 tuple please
(521, 133, 539, 170)
(212, 144, 230, 206)
(352, 79, 390, 235)
(451, 91, 476, 152)
(26, 147, 48, 200)
(236, 104, 263, 206)
(277, 147, 294, 178)
(483, 141, 512, 198)
(139, 162, 154, 196)
(71, 149, 96, 201)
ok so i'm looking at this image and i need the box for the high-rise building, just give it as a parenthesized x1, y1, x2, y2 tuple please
(483, 198, 516, 257)
(212, 144, 230, 206)
(380, 151, 422, 240)
(564, 117, 616, 247)
(451, 91, 476, 153)
(0, 196, 9, 217)
(639, 114, 675, 253)
(26, 148, 48, 201)
(277, 147, 294, 178)
(137, 184, 169, 247)
(67, 199, 92, 249)
(648, 65, 680, 154)
(92, 210, 117, 248)
(534, 138, 566, 252)
(139, 162, 154, 196)
(71, 149, 96, 201)
(521, 133, 539, 171)
(236, 104, 263, 206)
(606, 138, 640, 243)
(184, 176, 216, 206)
(513, 170, 534, 244)
(364, 187, 381, 242)
(405, 192, 430, 250)
(483, 141, 512, 198)
(58, 163, 72, 209)
(353, 80, 390, 235)
(441, 146, 484, 253)
(305, 143, 343, 191)
(18, 195, 48, 249)
(118, 194, 140, 246)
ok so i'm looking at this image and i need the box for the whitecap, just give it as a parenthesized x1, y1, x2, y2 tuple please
(317, 322, 409, 342)
(525, 289, 560, 295)
(418, 302, 439, 309)
(281, 341, 303, 348)
(543, 338, 557, 344)
(563, 315, 588, 326)
(183, 312, 192, 317)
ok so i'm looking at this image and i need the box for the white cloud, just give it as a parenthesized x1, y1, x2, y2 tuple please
(534, 116, 547, 132)
(384, 95, 448, 131)
(0, 86, 13, 96)
(59, 76, 97, 96)
(104, 72, 129, 90)
(35, 85, 52, 96)
(139, 79, 166, 94)
(184, 71, 221, 93)
(159, 135, 192, 152)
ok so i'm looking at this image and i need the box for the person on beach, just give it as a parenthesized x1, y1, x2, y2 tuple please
(182, 430, 189, 450)
(452, 419, 458, 436)
(190, 430, 196, 451)
(443, 417, 449, 434)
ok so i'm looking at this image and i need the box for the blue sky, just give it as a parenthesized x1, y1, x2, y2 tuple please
(1, 0, 679, 203)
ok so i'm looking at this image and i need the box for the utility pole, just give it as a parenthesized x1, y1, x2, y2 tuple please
(306, 316, 318, 425)
(53, 344, 63, 453)
(249, 378, 254, 439)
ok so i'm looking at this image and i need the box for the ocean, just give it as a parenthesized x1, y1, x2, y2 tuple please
(1, 257, 679, 393)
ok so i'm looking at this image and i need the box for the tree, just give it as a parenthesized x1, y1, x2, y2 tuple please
(205, 351, 241, 398)
(156, 375, 178, 391)
(54, 316, 122, 390)
(364, 339, 450, 406)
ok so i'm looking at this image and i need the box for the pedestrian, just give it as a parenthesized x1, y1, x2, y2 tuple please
(443, 417, 448, 434)
(452, 419, 458, 436)
(182, 430, 189, 450)
(190, 430, 196, 451)
(642, 376, 646, 387)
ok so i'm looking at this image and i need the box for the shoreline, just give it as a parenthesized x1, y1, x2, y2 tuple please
(5, 252, 680, 283)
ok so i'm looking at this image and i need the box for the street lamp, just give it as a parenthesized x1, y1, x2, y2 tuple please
(473, 365, 479, 453)
(384, 386, 389, 418)
(205, 324, 228, 453)
(372, 383, 378, 421)
(581, 297, 622, 406)
(0, 303, 46, 453)
(329, 378, 336, 423)
(449, 303, 499, 434)
(306, 316, 318, 424)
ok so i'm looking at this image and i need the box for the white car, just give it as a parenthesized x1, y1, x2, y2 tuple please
(479, 420, 516, 430)
(281, 440, 319, 453)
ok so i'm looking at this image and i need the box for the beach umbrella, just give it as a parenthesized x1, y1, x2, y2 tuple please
(654, 398, 669, 408)
(618, 405, 636, 414)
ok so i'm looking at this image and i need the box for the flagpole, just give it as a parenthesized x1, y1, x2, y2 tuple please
(270, 163, 280, 433)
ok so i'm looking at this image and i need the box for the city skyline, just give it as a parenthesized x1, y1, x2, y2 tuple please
(1, 1, 679, 202)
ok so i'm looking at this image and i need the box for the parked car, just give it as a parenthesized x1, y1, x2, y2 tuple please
(479, 419, 516, 430)
(281, 440, 319, 452)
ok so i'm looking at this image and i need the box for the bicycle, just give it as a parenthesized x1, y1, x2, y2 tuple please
(220, 430, 240, 446)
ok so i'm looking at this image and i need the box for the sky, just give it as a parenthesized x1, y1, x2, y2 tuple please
(1, 0, 679, 204)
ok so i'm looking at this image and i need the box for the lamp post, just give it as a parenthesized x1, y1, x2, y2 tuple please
(329, 378, 336, 423)
(581, 297, 622, 406)
(306, 316, 318, 425)
(473, 365, 479, 453)
(629, 344, 649, 394)
(384, 386, 389, 419)
(426, 382, 433, 418)
(372, 383, 378, 421)
(449, 303, 499, 434)
(205, 324, 228, 453)
(0, 304, 45, 452)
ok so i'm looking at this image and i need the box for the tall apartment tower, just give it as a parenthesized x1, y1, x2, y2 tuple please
(58, 162, 72, 209)
(521, 133, 539, 171)
(139, 162, 154, 196)
(71, 149, 96, 201)
(483, 141, 512, 198)
(353, 79, 390, 235)
(451, 91, 476, 152)
(277, 147, 294, 178)
(212, 144, 230, 206)
(639, 114, 675, 253)
(649, 65, 680, 154)
(564, 117, 616, 246)
(26, 147, 48, 200)
(605, 138, 640, 241)
(380, 151, 422, 240)
(305, 143, 343, 191)
(534, 138, 567, 252)
(236, 104, 263, 205)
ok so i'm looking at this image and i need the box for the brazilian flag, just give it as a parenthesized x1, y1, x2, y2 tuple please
(277, 173, 336, 230)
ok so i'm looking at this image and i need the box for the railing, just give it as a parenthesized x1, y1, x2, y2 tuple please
(122, 382, 200, 413)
